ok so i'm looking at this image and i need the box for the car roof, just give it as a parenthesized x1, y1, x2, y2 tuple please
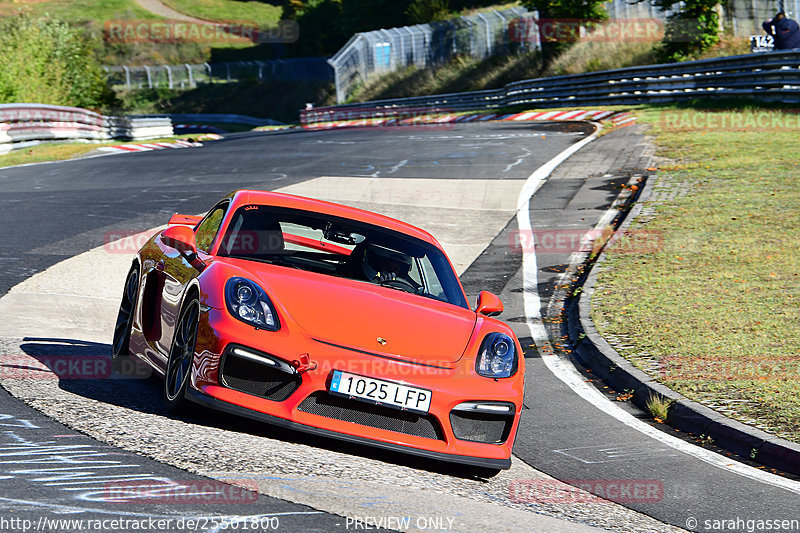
(230, 189, 443, 249)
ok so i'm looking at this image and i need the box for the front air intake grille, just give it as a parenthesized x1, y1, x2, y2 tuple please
(220, 352, 300, 402)
(298, 392, 443, 441)
(449, 411, 513, 444)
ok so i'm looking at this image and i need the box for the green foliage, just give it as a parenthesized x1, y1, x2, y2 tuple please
(295, 0, 451, 56)
(118, 79, 335, 123)
(522, 0, 606, 20)
(407, 0, 452, 24)
(0, 13, 117, 110)
(648, 0, 726, 61)
(520, 0, 607, 63)
(293, 0, 348, 56)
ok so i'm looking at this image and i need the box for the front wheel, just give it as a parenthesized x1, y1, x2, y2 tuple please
(164, 296, 199, 414)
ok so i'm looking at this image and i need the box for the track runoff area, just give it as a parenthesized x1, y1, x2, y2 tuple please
(0, 121, 797, 532)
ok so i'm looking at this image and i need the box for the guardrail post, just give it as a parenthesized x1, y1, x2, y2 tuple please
(122, 66, 131, 90)
(143, 65, 153, 89)
(389, 29, 404, 67)
(165, 65, 173, 89)
(495, 10, 508, 52)
(405, 27, 416, 64)
(185, 64, 194, 88)
(477, 13, 492, 56)
(465, 18, 476, 56)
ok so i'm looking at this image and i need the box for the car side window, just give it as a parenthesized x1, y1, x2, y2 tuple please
(195, 204, 227, 253)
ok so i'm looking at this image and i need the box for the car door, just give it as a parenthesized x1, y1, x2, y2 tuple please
(154, 202, 229, 358)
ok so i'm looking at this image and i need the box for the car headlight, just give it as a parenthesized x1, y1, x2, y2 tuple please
(475, 333, 517, 378)
(225, 277, 279, 331)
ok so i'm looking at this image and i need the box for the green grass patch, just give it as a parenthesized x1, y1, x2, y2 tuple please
(0, 142, 108, 168)
(592, 106, 800, 443)
(0, 1, 271, 66)
(348, 52, 544, 103)
(645, 394, 673, 423)
(0, 136, 202, 168)
(0, 0, 159, 22)
(161, 0, 281, 25)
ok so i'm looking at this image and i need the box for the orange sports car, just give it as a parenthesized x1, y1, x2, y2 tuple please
(113, 189, 525, 469)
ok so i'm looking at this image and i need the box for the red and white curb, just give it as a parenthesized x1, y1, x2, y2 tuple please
(96, 139, 200, 154)
(301, 109, 636, 130)
(95, 135, 220, 154)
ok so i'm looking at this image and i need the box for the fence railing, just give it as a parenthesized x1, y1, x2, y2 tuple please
(0, 104, 173, 149)
(302, 50, 800, 124)
(328, 6, 532, 104)
(104, 58, 333, 91)
(327, 1, 798, 104)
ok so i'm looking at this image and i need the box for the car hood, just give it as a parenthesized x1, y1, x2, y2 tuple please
(249, 265, 476, 365)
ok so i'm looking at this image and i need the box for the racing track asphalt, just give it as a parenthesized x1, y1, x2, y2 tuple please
(0, 122, 798, 532)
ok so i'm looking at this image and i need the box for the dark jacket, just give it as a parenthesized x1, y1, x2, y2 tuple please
(763, 17, 800, 49)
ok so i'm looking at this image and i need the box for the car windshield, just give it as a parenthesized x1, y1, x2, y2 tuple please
(217, 205, 468, 309)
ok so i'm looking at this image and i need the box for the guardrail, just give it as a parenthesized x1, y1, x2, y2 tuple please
(105, 58, 333, 91)
(0, 104, 173, 150)
(303, 50, 800, 124)
(158, 113, 282, 126)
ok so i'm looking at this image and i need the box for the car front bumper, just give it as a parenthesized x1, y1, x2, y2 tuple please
(189, 308, 524, 469)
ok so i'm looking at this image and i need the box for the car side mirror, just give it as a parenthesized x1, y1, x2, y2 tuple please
(475, 290, 503, 317)
(162, 225, 198, 257)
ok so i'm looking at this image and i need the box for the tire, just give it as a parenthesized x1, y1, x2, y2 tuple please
(164, 295, 200, 414)
(111, 265, 139, 375)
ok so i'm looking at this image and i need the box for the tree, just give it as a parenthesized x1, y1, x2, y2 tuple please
(520, 1, 608, 64)
(0, 14, 116, 109)
(646, 0, 727, 61)
(406, 0, 452, 25)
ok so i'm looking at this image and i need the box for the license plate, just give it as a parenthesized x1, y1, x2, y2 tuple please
(329, 370, 432, 414)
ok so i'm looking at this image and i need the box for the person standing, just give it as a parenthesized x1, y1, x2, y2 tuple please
(763, 11, 800, 49)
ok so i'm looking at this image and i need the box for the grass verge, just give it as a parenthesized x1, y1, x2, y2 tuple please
(161, 0, 281, 25)
(592, 105, 800, 443)
(0, 136, 201, 168)
(0, 143, 111, 168)
(0, 0, 158, 21)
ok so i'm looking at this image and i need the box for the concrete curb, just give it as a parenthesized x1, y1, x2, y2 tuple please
(567, 174, 800, 477)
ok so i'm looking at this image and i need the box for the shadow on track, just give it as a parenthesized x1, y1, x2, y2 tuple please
(18, 337, 502, 480)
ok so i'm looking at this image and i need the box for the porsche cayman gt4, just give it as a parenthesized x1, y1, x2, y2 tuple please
(113, 190, 525, 469)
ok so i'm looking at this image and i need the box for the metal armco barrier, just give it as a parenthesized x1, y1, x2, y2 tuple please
(104, 58, 333, 91)
(303, 50, 800, 125)
(0, 104, 173, 148)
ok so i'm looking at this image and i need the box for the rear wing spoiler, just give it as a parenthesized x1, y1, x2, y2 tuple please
(168, 214, 203, 226)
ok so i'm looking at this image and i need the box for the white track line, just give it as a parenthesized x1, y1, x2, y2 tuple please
(0, 495, 323, 520)
(516, 128, 800, 496)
